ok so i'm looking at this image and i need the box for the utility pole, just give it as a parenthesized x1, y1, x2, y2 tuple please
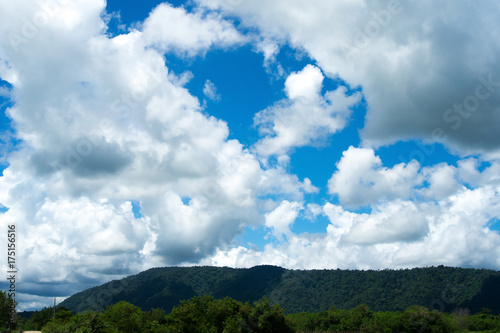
(53, 297, 56, 321)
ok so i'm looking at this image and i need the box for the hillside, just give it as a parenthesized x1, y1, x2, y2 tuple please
(60, 265, 500, 315)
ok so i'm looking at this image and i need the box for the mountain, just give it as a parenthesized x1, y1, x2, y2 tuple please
(60, 265, 500, 315)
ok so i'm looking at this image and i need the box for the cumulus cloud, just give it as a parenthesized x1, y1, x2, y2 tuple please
(331, 201, 430, 245)
(328, 146, 421, 208)
(142, 2, 244, 56)
(198, 0, 500, 156)
(0, 0, 308, 309)
(203, 145, 500, 270)
(2, 0, 500, 311)
(285, 64, 323, 100)
(328, 146, 500, 209)
(204, 184, 500, 270)
(253, 65, 361, 156)
(264, 200, 302, 240)
(457, 158, 500, 187)
(419, 163, 461, 200)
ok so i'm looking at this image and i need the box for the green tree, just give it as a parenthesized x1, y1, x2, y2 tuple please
(143, 308, 168, 332)
(0, 290, 15, 329)
(71, 311, 109, 333)
(400, 306, 453, 333)
(165, 295, 294, 333)
(100, 301, 144, 333)
(23, 306, 70, 330)
(468, 312, 500, 331)
(247, 296, 294, 333)
(166, 295, 216, 332)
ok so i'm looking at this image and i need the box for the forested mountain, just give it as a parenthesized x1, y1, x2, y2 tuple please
(60, 265, 500, 315)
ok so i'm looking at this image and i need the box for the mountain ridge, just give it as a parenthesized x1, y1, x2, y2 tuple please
(60, 265, 500, 315)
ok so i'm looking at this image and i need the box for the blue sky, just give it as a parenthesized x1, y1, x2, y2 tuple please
(1, 0, 500, 311)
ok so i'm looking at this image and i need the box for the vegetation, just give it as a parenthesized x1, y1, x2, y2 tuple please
(5, 295, 500, 332)
(60, 265, 500, 315)
(0, 290, 15, 330)
(289, 305, 500, 332)
(12, 296, 292, 333)
(3, 265, 500, 331)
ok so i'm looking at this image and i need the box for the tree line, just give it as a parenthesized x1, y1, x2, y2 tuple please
(3, 291, 500, 332)
(59, 265, 500, 315)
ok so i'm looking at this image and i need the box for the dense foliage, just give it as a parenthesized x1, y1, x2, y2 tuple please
(8, 296, 500, 332)
(60, 265, 500, 315)
(18, 296, 292, 333)
(289, 305, 500, 332)
(0, 290, 15, 330)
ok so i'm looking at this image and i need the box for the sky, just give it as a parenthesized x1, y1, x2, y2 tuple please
(0, 0, 500, 311)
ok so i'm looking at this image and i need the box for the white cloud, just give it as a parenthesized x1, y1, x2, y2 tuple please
(420, 163, 461, 200)
(328, 146, 421, 208)
(328, 146, 500, 209)
(338, 200, 430, 245)
(203, 79, 220, 101)
(284, 64, 323, 100)
(2, 0, 500, 311)
(457, 158, 500, 187)
(253, 65, 361, 156)
(0, 84, 10, 98)
(0, 0, 311, 308)
(255, 37, 280, 64)
(264, 200, 302, 240)
(198, 0, 500, 156)
(301, 177, 318, 194)
(203, 146, 500, 270)
(305, 203, 322, 220)
(204, 184, 500, 270)
(142, 2, 244, 56)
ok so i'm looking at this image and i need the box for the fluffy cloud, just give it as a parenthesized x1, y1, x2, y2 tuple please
(419, 163, 461, 200)
(204, 146, 500, 270)
(0, 0, 308, 309)
(2, 0, 500, 311)
(457, 158, 500, 187)
(198, 0, 500, 156)
(253, 65, 361, 156)
(284, 64, 323, 100)
(142, 2, 244, 56)
(328, 146, 421, 208)
(205, 184, 500, 270)
(264, 200, 302, 240)
(0, 194, 149, 298)
(326, 201, 430, 245)
(328, 146, 500, 209)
